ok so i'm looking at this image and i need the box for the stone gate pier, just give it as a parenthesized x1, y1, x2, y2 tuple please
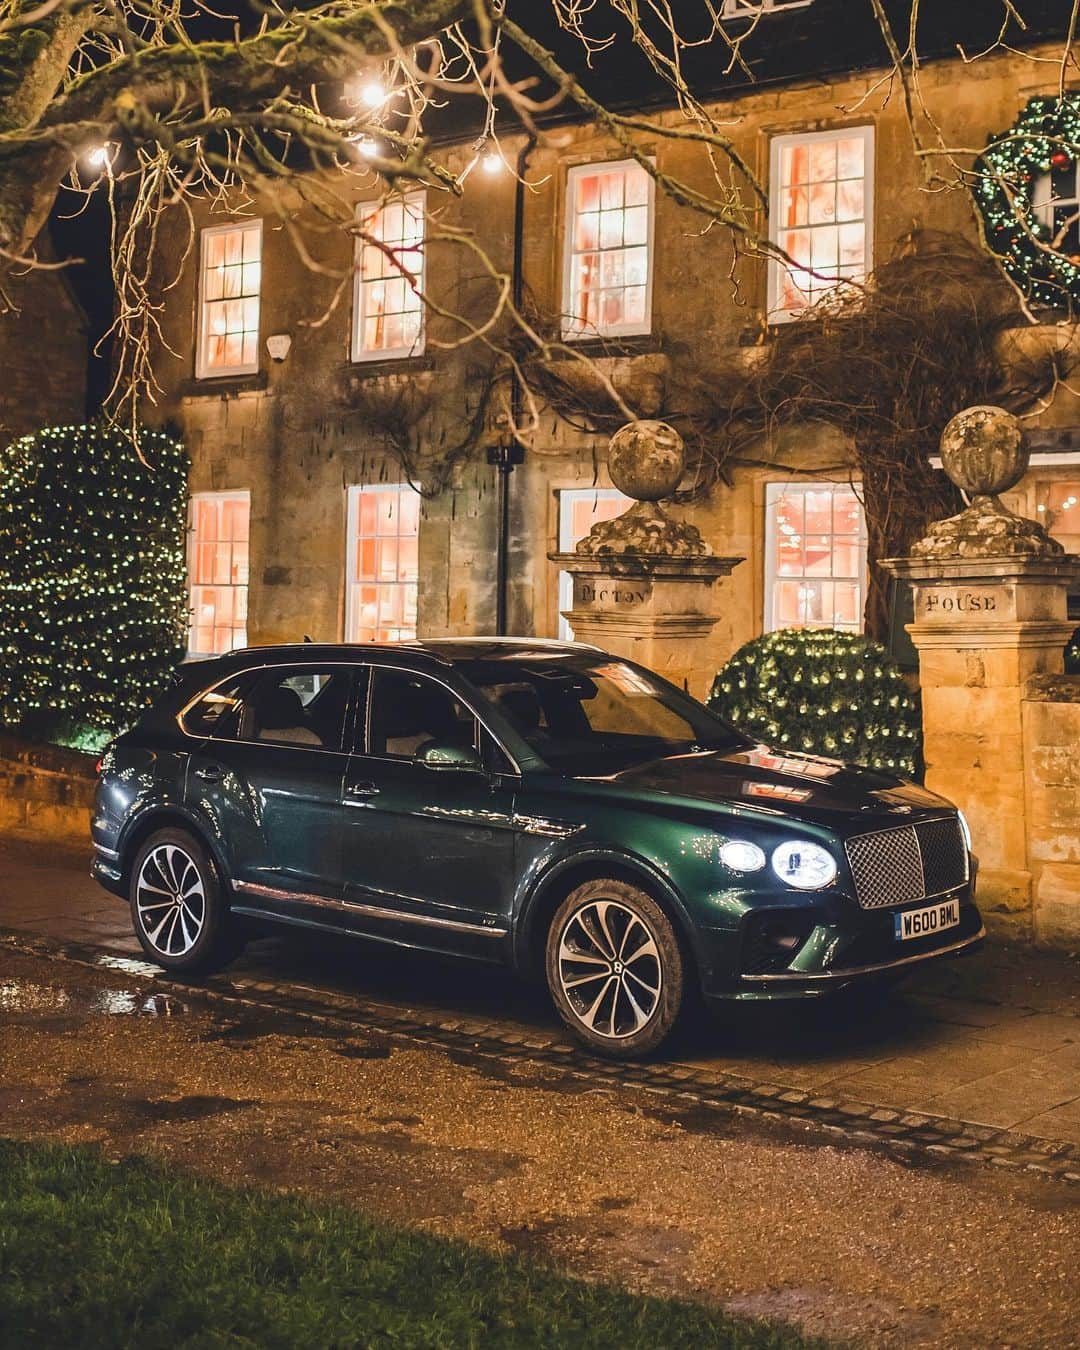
(883, 406, 1080, 941)
(549, 420, 742, 697)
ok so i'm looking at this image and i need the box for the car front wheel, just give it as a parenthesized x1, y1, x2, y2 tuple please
(546, 879, 685, 1058)
(129, 828, 241, 973)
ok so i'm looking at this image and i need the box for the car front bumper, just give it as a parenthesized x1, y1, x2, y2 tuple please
(729, 921, 985, 999)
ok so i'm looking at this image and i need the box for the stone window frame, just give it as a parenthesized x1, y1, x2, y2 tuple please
(763, 480, 868, 634)
(344, 482, 420, 643)
(351, 190, 427, 364)
(721, 0, 814, 15)
(195, 220, 263, 380)
(766, 124, 875, 323)
(561, 159, 656, 341)
(187, 489, 251, 657)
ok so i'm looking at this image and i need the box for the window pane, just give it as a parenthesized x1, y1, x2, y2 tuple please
(369, 669, 476, 759)
(565, 163, 652, 337)
(354, 191, 426, 358)
(199, 224, 261, 375)
(183, 676, 251, 738)
(771, 130, 870, 317)
(188, 493, 250, 655)
(557, 488, 631, 640)
(346, 484, 420, 643)
(766, 483, 867, 635)
(245, 669, 351, 749)
(1037, 479, 1080, 551)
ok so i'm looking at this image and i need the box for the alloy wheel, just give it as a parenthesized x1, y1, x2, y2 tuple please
(135, 844, 206, 957)
(557, 899, 662, 1040)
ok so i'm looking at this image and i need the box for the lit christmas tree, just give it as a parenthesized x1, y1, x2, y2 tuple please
(708, 628, 921, 777)
(0, 423, 189, 747)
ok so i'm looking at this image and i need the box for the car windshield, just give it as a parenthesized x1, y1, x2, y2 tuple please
(456, 653, 749, 774)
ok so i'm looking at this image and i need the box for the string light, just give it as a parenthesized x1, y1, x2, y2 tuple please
(707, 628, 920, 776)
(0, 423, 189, 750)
(359, 81, 387, 109)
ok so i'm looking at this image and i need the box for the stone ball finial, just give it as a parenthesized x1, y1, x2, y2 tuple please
(939, 405, 1028, 498)
(607, 420, 685, 502)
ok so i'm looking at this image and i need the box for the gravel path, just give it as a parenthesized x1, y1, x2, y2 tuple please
(2, 946, 1079, 1347)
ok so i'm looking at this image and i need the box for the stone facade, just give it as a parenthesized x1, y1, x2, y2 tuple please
(0, 256, 88, 444)
(144, 37, 1080, 697)
(1023, 677, 1080, 942)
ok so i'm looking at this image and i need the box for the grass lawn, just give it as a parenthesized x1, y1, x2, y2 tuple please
(0, 1138, 818, 1349)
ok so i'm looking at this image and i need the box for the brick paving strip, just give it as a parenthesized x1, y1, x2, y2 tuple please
(5, 925, 1080, 1189)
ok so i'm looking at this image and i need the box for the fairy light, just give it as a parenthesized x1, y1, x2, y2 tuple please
(359, 81, 387, 109)
(707, 629, 920, 775)
(0, 423, 189, 748)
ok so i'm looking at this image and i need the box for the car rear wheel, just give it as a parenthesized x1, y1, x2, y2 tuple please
(129, 828, 241, 973)
(546, 879, 685, 1058)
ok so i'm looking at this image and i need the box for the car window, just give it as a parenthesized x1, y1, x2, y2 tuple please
(368, 669, 478, 761)
(181, 674, 255, 738)
(457, 654, 747, 773)
(240, 668, 352, 750)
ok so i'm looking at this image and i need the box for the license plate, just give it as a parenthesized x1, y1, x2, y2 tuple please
(894, 898, 960, 941)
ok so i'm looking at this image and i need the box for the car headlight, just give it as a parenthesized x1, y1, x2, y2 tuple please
(771, 840, 837, 890)
(718, 840, 766, 873)
(957, 809, 972, 852)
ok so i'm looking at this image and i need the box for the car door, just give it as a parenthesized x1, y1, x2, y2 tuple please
(185, 663, 358, 911)
(341, 665, 519, 951)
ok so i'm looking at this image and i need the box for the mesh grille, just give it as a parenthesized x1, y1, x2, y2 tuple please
(844, 817, 968, 910)
(918, 817, 969, 898)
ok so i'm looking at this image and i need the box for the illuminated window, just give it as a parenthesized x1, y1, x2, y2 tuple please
(353, 192, 425, 361)
(345, 483, 420, 642)
(765, 482, 867, 632)
(557, 487, 631, 639)
(563, 161, 654, 339)
(768, 126, 873, 321)
(197, 221, 262, 379)
(188, 491, 250, 656)
(1036, 478, 1080, 551)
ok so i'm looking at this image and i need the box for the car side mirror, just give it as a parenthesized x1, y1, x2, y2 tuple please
(416, 741, 486, 773)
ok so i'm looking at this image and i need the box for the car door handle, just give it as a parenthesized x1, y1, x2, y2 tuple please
(344, 782, 380, 806)
(194, 764, 224, 783)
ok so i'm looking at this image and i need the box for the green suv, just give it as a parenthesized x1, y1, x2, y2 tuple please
(92, 640, 983, 1057)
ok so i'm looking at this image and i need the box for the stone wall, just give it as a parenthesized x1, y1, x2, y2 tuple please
(0, 735, 95, 844)
(1022, 676, 1080, 944)
(0, 254, 87, 445)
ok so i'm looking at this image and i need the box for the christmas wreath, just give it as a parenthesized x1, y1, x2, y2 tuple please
(973, 95, 1080, 312)
(707, 628, 920, 776)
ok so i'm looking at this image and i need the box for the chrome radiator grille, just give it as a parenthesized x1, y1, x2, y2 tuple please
(844, 817, 969, 911)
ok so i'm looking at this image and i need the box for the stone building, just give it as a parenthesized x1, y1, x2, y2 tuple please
(0, 250, 88, 444)
(143, 1, 1080, 696)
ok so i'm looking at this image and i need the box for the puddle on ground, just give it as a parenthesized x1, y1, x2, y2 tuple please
(0, 980, 187, 1019)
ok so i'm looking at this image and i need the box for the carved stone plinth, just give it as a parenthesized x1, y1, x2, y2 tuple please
(881, 552, 1080, 931)
(879, 403, 1080, 935)
(550, 552, 743, 696)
